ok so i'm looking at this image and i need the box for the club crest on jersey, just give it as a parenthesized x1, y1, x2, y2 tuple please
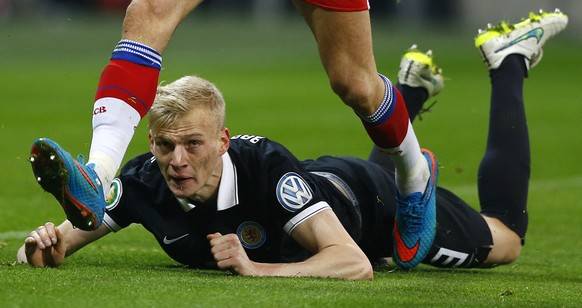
(276, 172, 313, 212)
(237, 221, 266, 249)
(105, 178, 122, 210)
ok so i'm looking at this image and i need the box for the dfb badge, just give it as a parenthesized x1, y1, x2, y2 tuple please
(105, 178, 122, 210)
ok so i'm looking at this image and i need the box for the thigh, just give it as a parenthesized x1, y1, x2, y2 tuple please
(292, 0, 377, 81)
(292, 0, 384, 114)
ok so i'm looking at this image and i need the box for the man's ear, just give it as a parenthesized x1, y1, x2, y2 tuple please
(220, 127, 230, 155)
(149, 130, 155, 155)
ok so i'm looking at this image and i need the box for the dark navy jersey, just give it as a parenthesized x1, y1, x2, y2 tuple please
(103, 134, 493, 268)
(103, 135, 398, 266)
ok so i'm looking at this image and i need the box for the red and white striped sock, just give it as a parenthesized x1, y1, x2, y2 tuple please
(88, 40, 161, 193)
(360, 74, 428, 196)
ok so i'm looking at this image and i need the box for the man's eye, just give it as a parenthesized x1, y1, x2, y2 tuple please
(187, 141, 200, 149)
(157, 141, 173, 151)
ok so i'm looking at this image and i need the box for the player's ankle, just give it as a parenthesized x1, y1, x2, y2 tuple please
(88, 151, 118, 196)
(396, 157, 429, 196)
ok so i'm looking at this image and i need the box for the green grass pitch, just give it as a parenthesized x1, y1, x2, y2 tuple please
(0, 13, 581, 306)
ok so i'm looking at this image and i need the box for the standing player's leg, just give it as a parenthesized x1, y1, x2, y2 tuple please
(29, 0, 203, 231)
(292, 0, 437, 269)
(474, 9, 568, 265)
(369, 45, 444, 167)
(90, 0, 203, 190)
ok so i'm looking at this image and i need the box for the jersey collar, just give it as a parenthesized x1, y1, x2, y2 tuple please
(216, 151, 239, 211)
(176, 152, 239, 212)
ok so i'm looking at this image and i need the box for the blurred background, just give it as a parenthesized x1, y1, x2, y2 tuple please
(1, 0, 581, 38)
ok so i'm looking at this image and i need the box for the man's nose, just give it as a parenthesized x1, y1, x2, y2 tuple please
(170, 145, 188, 168)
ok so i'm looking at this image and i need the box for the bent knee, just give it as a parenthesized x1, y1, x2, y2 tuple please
(481, 216, 523, 266)
(328, 72, 382, 115)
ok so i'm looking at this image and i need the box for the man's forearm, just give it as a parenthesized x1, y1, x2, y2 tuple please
(249, 244, 373, 280)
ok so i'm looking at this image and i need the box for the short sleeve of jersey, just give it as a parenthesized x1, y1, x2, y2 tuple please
(103, 153, 164, 232)
(229, 135, 332, 234)
(103, 177, 132, 231)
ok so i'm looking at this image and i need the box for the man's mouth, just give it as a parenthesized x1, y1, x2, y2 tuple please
(170, 175, 193, 186)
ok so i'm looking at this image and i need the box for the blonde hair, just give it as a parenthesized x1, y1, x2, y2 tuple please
(148, 76, 226, 132)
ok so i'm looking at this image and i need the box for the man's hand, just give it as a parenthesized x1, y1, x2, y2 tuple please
(21, 222, 66, 267)
(207, 232, 259, 276)
(206, 209, 373, 280)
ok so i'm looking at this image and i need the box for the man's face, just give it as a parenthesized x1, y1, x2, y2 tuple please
(149, 109, 229, 201)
